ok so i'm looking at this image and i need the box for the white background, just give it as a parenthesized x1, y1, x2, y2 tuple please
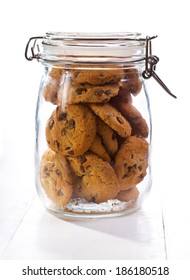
(0, 0, 190, 265)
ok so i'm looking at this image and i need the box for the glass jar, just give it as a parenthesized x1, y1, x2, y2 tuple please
(26, 32, 156, 219)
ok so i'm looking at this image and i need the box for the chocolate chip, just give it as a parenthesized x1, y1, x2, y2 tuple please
(43, 166, 48, 172)
(68, 150, 74, 155)
(57, 189, 64, 196)
(76, 88, 87, 95)
(128, 164, 137, 173)
(55, 169, 62, 176)
(65, 146, 71, 150)
(123, 163, 130, 178)
(54, 140, 60, 148)
(124, 163, 128, 169)
(80, 165, 85, 173)
(105, 90, 112, 95)
(78, 156, 87, 163)
(112, 132, 116, 140)
(95, 89, 104, 96)
(116, 116, 124, 124)
(131, 116, 139, 124)
(49, 118, 54, 129)
(43, 166, 50, 176)
(68, 119, 75, 128)
(138, 165, 143, 171)
(58, 112, 67, 121)
(138, 174, 144, 179)
(91, 196, 96, 203)
(122, 174, 129, 179)
(61, 128, 67, 136)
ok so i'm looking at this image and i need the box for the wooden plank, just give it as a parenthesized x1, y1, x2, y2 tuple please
(0, 131, 36, 256)
(150, 90, 190, 260)
(1, 187, 166, 260)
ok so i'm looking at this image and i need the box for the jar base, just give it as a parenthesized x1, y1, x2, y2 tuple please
(46, 198, 141, 220)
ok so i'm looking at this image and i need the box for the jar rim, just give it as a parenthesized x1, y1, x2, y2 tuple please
(44, 31, 142, 41)
(40, 32, 146, 65)
(42, 32, 145, 48)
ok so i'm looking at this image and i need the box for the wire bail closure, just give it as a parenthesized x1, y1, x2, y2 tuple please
(142, 36, 159, 79)
(25, 36, 44, 61)
(142, 36, 177, 98)
(25, 34, 177, 98)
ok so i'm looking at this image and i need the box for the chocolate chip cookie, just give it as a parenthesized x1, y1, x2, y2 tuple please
(66, 83, 119, 104)
(68, 153, 120, 203)
(40, 149, 73, 207)
(116, 186, 139, 202)
(42, 66, 65, 105)
(46, 104, 96, 156)
(70, 65, 125, 85)
(89, 103, 132, 138)
(49, 66, 64, 80)
(114, 136, 149, 190)
(110, 87, 132, 106)
(111, 97, 149, 138)
(124, 104, 149, 138)
(42, 79, 60, 105)
(120, 68, 142, 96)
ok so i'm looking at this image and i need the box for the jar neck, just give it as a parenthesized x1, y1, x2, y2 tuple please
(40, 32, 146, 67)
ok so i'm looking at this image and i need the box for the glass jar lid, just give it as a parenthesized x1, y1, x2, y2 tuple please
(28, 32, 147, 64)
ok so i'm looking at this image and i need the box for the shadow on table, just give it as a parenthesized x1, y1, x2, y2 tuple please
(69, 209, 156, 242)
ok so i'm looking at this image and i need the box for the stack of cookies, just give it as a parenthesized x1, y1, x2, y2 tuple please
(40, 65, 149, 210)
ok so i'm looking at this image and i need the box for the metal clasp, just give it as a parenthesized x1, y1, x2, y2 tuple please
(25, 36, 44, 61)
(142, 36, 177, 98)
